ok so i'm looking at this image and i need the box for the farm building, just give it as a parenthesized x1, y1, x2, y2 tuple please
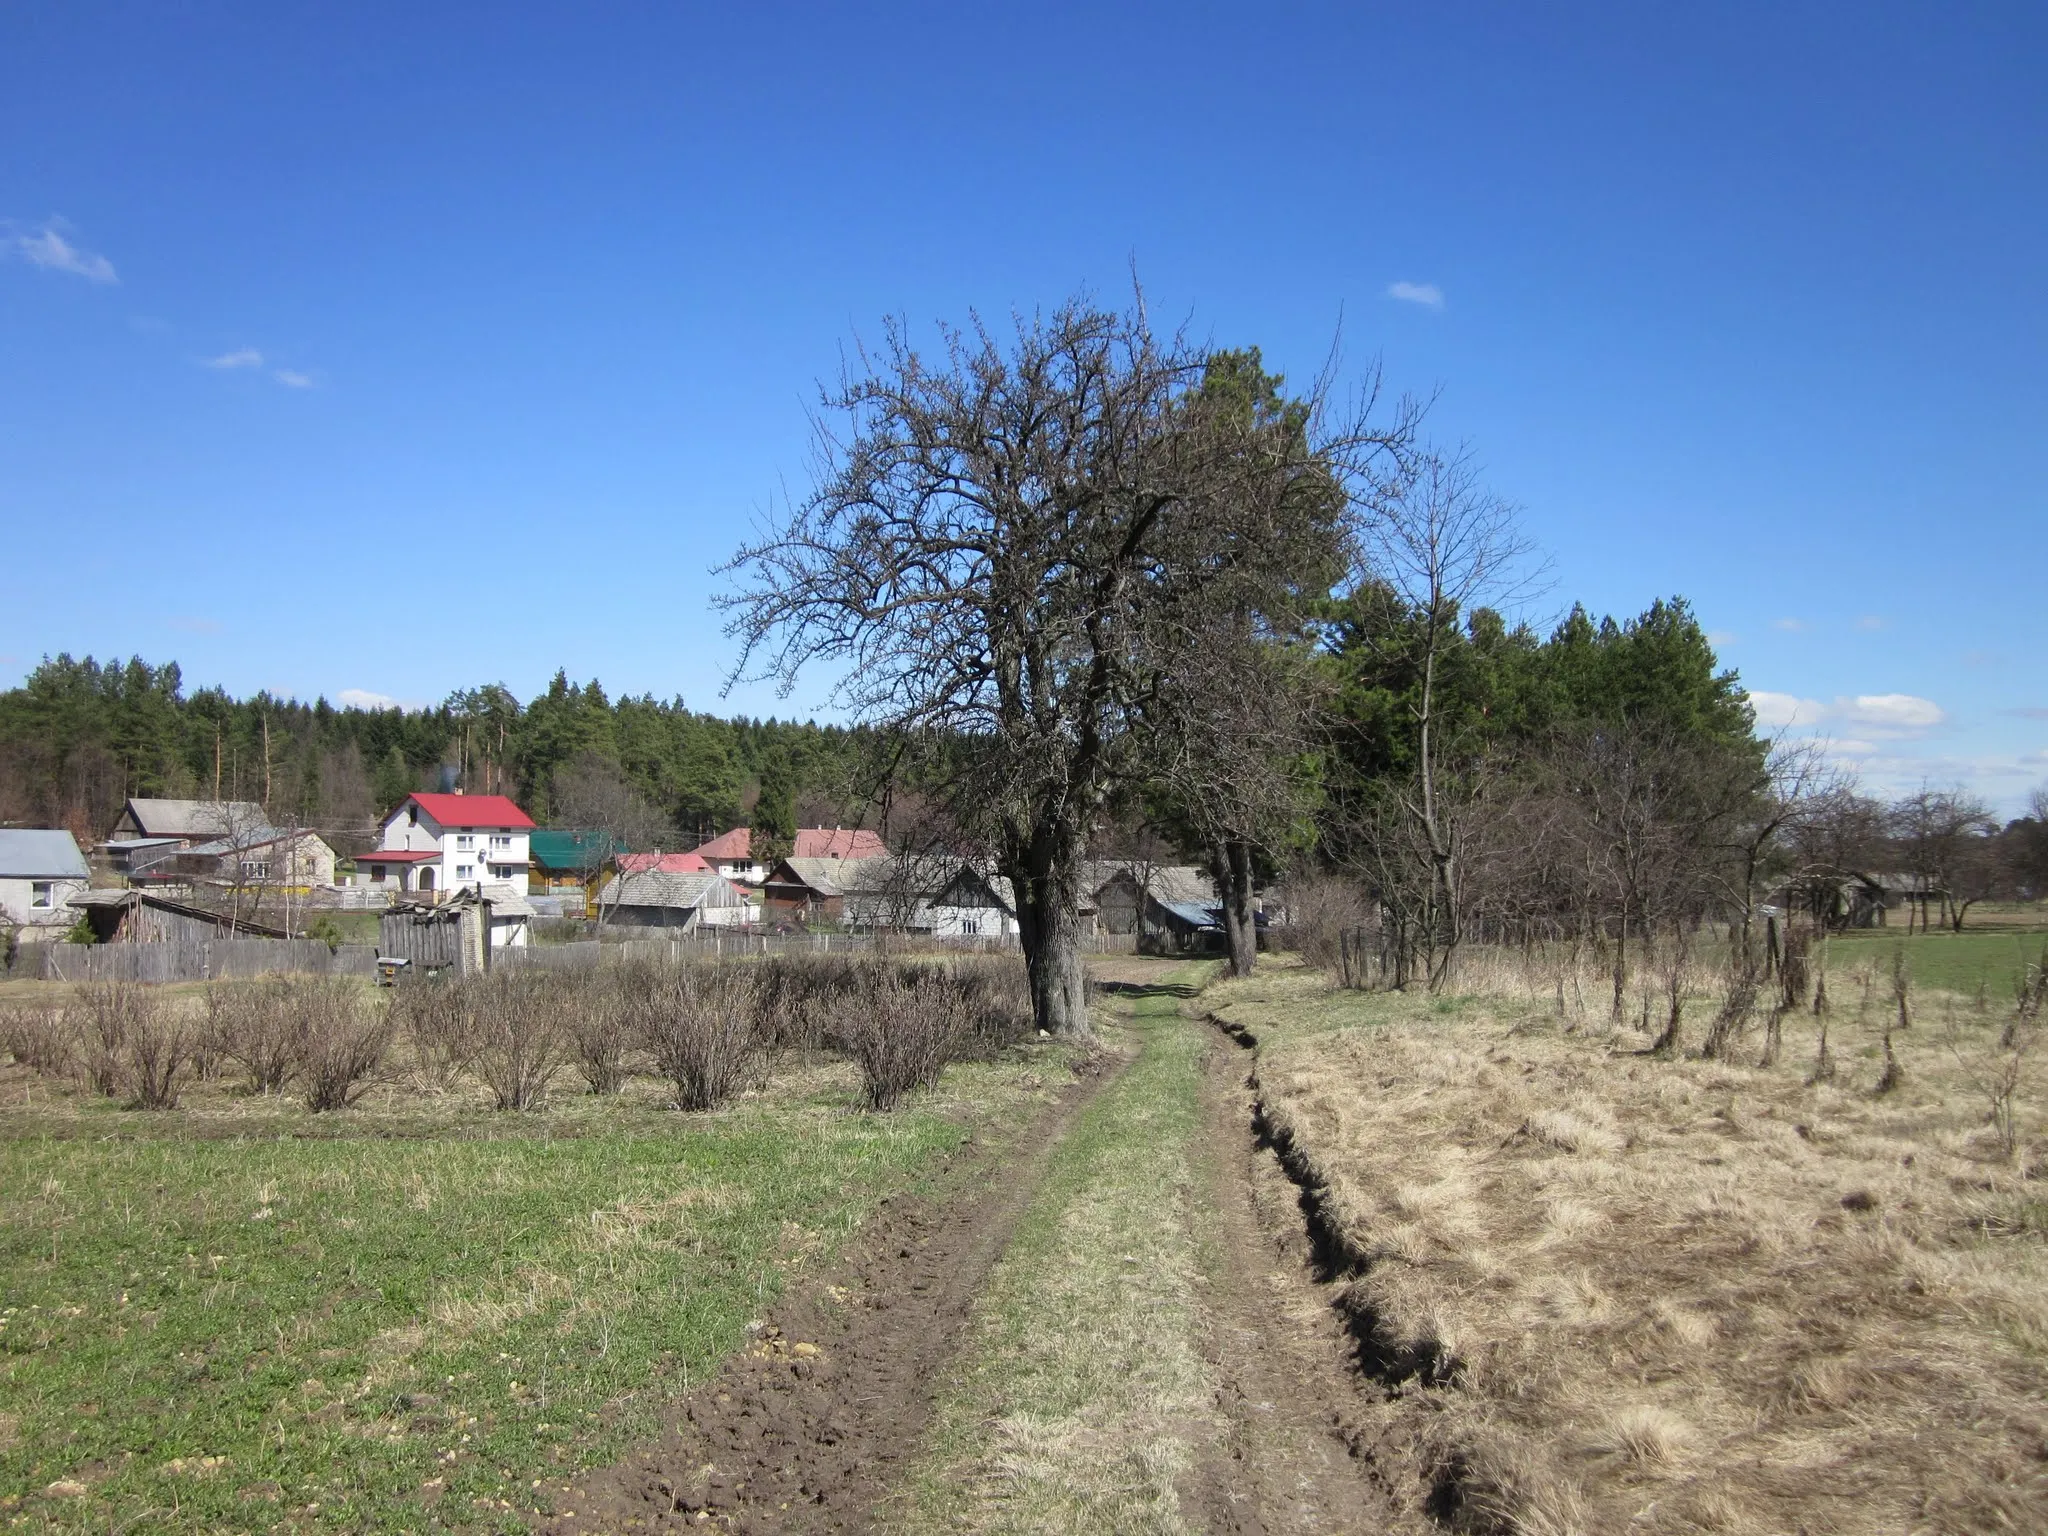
(377, 886, 531, 974)
(760, 857, 849, 924)
(67, 887, 295, 944)
(834, 854, 1020, 939)
(0, 830, 91, 940)
(527, 828, 626, 890)
(596, 869, 752, 931)
(1087, 863, 1218, 936)
(107, 797, 267, 847)
(689, 826, 889, 886)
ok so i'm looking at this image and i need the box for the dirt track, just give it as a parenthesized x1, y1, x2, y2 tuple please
(541, 963, 1414, 1533)
(539, 1051, 1118, 1535)
(1185, 1024, 1424, 1535)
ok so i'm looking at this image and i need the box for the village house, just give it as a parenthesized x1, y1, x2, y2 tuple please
(527, 828, 628, 895)
(689, 826, 888, 886)
(350, 792, 534, 899)
(0, 830, 91, 941)
(1086, 863, 1218, 936)
(596, 868, 752, 931)
(830, 853, 1021, 939)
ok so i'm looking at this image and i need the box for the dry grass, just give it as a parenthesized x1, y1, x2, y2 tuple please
(1213, 954, 2048, 1535)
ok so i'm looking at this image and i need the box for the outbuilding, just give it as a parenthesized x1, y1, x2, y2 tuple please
(0, 830, 91, 941)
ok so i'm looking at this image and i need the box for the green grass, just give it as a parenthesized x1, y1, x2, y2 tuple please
(1826, 927, 2048, 998)
(0, 1060, 1053, 1533)
(896, 963, 1220, 1534)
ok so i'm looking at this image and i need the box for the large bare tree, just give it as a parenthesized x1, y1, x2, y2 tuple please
(723, 294, 1411, 1034)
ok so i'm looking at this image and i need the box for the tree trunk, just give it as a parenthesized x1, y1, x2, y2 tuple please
(1006, 822, 1091, 1038)
(1211, 838, 1258, 978)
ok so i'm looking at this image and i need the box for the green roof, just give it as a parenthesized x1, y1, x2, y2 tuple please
(528, 828, 626, 871)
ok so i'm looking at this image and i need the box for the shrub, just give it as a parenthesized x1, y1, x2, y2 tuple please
(211, 978, 303, 1095)
(389, 980, 480, 1092)
(296, 978, 393, 1112)
(567, 969, 632, 1094)
(122, 997, 193, 1110)
(950, 956, 1034, 1058)
(470, 971, 565, 1111)
(845, 967, 962, 1111)
(636, 963, 759, 1111)
(2, 1001, 74, 1077)
(75, 982, 139, 1097)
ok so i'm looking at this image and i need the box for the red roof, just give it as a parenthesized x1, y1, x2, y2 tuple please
(356, 848, 440, 863)
(690, 826, 887, 862)
(400, 793, 535, 830)
(616, 851, 711, 874)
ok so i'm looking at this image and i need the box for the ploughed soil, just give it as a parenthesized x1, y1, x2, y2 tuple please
(537, 1050, 1118, 1535)
(1184, 1018, 1427, 1535)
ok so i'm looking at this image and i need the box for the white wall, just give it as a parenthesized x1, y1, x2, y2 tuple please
(0, 876, 87, 934)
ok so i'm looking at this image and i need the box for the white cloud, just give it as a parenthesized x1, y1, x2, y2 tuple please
(337, 688, 399, 711)
(1746, 691, 1826, 728)
(1707, 629, 1738, 647)
(272, 369, 314, 389)
(1840, 693, 1945, 733)
(1771, 617, 1808, 632)
(205, 347, 265, 369)
(1386, 281, 1444, 309)
(4, 220, 117, 283)
(1745, 689, 1946, 740)
(1854, 615, 1887, 632)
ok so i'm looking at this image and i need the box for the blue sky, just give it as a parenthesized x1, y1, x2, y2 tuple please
(3, 3, 2043, 809)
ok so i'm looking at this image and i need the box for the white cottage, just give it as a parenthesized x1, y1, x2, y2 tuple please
(351, 793, 534, 898)
(0, 830, 90, 941)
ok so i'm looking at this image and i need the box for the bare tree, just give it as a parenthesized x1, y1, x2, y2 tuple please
(722, 293, 1412, 1034)
(1351, 448, 1535, 990)
(1890, 785, 1996, 933)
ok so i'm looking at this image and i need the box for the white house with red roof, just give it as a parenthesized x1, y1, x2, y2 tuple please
(689, 826, 888, 886)
(350, 792, 536, 898)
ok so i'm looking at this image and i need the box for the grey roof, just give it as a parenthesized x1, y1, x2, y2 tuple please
(771, 857, 848, 897)
(600, 870, 745, 910)
(121, 798, 267, 838)
(1157, 899, 1222, 930)
(106, 837, 184, 852)
(1088, 862, 1217, 905)
(0, 829, 89, 880)
(478, 882, 533, 918)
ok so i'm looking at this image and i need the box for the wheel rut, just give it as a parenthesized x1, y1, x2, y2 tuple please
(538, 1050, 1120, 1535)
(1184, 1019, 1427, 1535)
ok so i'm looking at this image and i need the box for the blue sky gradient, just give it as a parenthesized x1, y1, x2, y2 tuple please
(3, 3, 2043, 806)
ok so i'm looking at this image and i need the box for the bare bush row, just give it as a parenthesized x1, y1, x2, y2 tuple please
(1, 953, 1035, 1115)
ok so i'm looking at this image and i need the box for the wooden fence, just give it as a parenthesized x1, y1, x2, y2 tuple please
(13, 940, 379, 984)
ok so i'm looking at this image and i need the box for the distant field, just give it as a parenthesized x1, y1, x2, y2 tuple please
(1829, 923, 2048, 997)
(0, 1017, 1062, 1533)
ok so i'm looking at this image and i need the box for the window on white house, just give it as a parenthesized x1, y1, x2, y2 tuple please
(30, 881, 54, 909)
(456, 864, 475, 880)
(369, 864, 386, 883)
(242, 861, 270, 880)
(490, 834, 513, 851)
(962, 915, 981, 935)
(455, 834, 475, 851)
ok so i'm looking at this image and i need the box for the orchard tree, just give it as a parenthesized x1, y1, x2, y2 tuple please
(723, 294, 1412, 1034)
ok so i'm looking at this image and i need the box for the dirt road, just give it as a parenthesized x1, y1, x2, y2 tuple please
(541, 960, 1413, 1533)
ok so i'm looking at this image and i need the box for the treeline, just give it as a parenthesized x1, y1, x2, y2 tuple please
(0, 658, 869, 851)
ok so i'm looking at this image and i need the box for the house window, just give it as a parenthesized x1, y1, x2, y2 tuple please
(490, 834, 513, 851)
(962, 915, 981, 936)
(454, 834, 475, 851)
(455, 864, 475, 881)
(242, 861, 270, 880)
(369, 864, 386, 883)
(30, 881, 55, 910)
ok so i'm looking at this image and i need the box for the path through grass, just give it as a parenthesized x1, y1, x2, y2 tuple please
(894, 964, 1220, 1535)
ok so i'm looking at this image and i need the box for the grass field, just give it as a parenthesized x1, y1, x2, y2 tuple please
(0, 1026, 1064, 1533)
(1209, 957, 2048, 1534)
(1829, 925, 2048, 997)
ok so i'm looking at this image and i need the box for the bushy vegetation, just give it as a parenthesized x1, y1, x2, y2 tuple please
(1, 952, 1036, 1120)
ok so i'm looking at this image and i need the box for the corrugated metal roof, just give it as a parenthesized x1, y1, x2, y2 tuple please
(529, 828, 624, 869)
(0, 829, 89, 879)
